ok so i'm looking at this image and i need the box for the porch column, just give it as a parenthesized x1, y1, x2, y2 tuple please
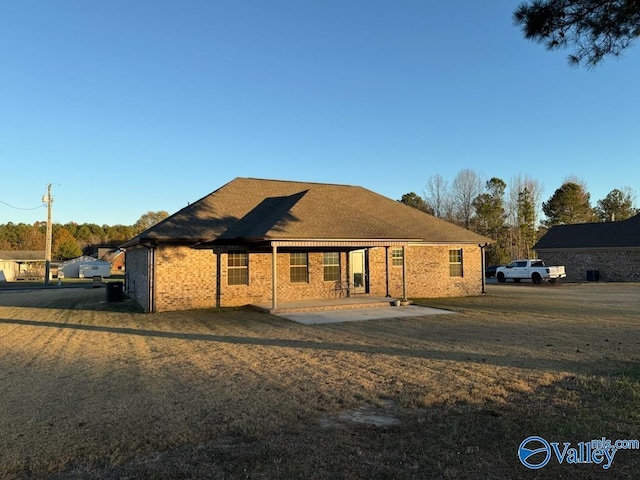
(215, 251, 222, 308)
(479, 243, 488, 295)
(384, 246, 390, 297)
(272, 244, 278, 310)
(402, 245, 407, 300)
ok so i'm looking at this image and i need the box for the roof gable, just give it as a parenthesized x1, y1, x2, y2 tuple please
(0, 250, 45, 261)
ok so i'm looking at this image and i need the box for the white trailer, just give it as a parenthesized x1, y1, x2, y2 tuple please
(78, 261, 112, 278)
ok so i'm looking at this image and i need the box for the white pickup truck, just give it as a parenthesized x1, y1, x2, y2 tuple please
(496, 259, 566, 284)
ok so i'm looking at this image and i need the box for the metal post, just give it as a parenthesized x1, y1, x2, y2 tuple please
(402, 245, 407, 300)
(384, 246, 390, 297)
(479, 243, 488, 294)
(271, 244, 278, 311)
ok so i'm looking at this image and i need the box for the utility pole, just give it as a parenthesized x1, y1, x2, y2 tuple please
(42, 184, 53, 285)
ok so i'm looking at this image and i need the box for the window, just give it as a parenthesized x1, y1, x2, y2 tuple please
(290, 252, 308, 283)
(449, 249, 463, 277)
(391, 248, 404, 267)
(323, 252, 340, 282)
(228, 251, 248, 285)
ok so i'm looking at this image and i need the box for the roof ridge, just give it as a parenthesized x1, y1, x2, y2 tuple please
(239, 177, 356, 188)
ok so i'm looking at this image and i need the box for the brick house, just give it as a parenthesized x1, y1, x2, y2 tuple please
(534, 214, 640, 282)
(122, 178, 492, 313)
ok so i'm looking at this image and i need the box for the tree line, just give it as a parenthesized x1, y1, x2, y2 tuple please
(399, 169, 638, 265)
(0, 211, 169, 261)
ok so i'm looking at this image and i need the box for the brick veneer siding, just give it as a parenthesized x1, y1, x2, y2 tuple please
(128, 244, 485, 312)
(153, 246, 217, 311)
(215, 250, 351, 308)
(368, 245, 483, 298)
(536, 249, 640, 282)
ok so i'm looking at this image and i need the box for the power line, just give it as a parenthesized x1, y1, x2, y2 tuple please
(0, 199, 45, 211)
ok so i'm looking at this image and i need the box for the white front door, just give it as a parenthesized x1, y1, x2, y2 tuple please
(349, 250, 367, 294)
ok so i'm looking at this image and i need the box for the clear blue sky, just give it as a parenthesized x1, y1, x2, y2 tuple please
(1, 0, 639, 226)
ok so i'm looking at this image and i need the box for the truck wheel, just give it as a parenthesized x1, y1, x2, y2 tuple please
(532, 273, 542, 284)
(497, 272, 506, 283)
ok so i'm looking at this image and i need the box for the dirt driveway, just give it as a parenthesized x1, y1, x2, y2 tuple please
(0, 284, 142, 311)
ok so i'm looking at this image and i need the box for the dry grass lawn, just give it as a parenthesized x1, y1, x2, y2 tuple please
(0, 282, 639, 479)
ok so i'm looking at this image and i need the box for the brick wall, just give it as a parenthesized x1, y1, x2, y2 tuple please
(214, 250, 350, 308)
(154, 246, 217, 311)
(537, 250, 640, 282)
(368, 244, 483, 299)
(128, 243, 485, 312)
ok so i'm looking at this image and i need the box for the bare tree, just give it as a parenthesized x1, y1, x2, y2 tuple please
(424, 174, 451, 220)
(450, 169, 483, 229)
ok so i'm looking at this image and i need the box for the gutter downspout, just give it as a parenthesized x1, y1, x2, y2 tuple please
(479, 243, 488, 295)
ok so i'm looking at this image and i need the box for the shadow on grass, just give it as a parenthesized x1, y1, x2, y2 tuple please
(0, 316, 633, 376)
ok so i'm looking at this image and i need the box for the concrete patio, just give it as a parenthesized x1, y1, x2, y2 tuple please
(251, 295, 399, 315)
(251, 296, 454, 325)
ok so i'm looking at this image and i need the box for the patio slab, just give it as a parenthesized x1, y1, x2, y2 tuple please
(277, 305, 454, 325)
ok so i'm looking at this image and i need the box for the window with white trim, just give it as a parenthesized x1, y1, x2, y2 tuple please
(323, 252, 340, 282)
(391, 248, 404, 267)
(290, 252, 308, 283)
(449, 249, 463, 277)
(228, 251, 248, 285)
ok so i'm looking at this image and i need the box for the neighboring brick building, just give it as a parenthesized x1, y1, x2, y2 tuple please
(122, 178, 492, 313)
(534, 214, 640, 282)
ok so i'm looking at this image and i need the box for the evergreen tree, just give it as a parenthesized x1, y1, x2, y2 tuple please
(518, 187, 537, 258)
(595, 187, 638, 221)
(473, 178, 509, 264)
(399, 192, 433, 214)
(542, 181, 595, 226)
(514, 0, 640, 67)
(473, 178, 506, 238)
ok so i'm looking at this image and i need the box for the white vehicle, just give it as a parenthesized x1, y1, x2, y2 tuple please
(496, 259, 566, 284)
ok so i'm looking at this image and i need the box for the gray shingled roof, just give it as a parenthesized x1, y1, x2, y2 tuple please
(0, 250, 46, 261)
(122, 178, 492, 247)
(534, 214, 640, 250)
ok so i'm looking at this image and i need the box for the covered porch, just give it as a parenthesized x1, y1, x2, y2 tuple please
(266, 239, 411, 312)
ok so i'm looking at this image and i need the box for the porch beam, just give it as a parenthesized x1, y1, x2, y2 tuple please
(270, 240, 411, 248)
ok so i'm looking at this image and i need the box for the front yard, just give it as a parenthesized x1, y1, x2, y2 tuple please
(0, 283, 639, 479)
